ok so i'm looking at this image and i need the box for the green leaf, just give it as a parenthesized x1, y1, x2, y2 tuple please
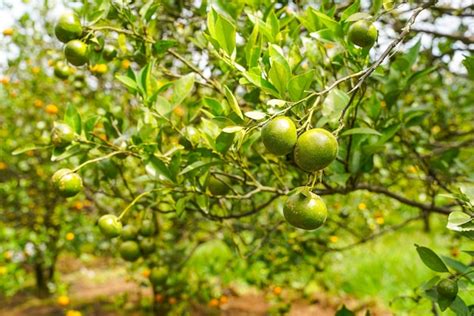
(441, 256, 469, 274)
(447, 211, 472, 231)
(176, 197, 189, 217)
(215, 132, 235, 153)
(153, 40, 177, 54)
(138, 61, 154, 98)
(341, 0, 361, 20)
(405, 40, 421, 70)
(51, 144, 82, 161)
(84, 115, 100, 140)
(64, 104, 82, 134)
(244, 111, 266, 120)
(145, 156, 173, 182)
(116, 75, 138, 91)
(154, 96, 172, 116)
(415, 245, 449, 273)
(438, 296, 454, 312)
(224, 85, 243, 119)
(241, 69, 279, 96)
(311, 9, 339, 33)
(376, 123, 400, 145)
(266, 10, 279, 41)
(341, 127, 381, 137)
(449, 297, 469, 316)
(462, 55, 474, 80)
(420, 276, 441, 291)
(268, 45, 291, 96)
(170, 73, 195, 106)
(222, 126, 243, 133)
(12, 144, 45, 155)
(288, 70, 315, 101)
(179, 161, 219, 176)
(335, 305, 355, 316)
(345, 12, 372, 22)
(244, 23, 261, 68)
(371, 0, 383, 14)
(207, 8, 236, 56)
(203, 97, 225, 116)
(322, 89, 349, 123)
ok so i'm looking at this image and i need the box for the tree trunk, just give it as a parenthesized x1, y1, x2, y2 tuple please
(34, 262, 50, 298)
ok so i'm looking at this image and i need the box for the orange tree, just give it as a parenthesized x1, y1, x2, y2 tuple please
(0, 1, 134, 297)
(4, 0, 474, 314)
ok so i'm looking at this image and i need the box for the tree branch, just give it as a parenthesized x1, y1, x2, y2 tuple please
(411, 28, 474, 45)
(354, 184, 452, 215)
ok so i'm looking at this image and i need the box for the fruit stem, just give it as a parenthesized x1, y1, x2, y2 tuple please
(118, 189, 160, 220)
(71, 151, 126, 173)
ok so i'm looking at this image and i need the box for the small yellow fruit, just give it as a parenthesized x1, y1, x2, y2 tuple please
(155, 293, 164, 303)
(66, 232, 75, 241)
(273, 286, 282, 295)
(57, 295, 70, 306)
(121, 59, 131, 69)
(358, 202, 367, 210)
(34, 99, 44, 108)
(219, 295, 229, 305)
(45, 104, 59, 114)
(208, 298, 219, 307)
(3, 28, 14, 36)
(142, 269, 151, 278)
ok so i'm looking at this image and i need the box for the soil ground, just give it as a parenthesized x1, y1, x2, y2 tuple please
(0, 255, 392, 316)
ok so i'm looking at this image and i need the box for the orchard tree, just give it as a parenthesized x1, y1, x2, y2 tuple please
(0, 0, 133, 297)
(4, 0, 474, 314)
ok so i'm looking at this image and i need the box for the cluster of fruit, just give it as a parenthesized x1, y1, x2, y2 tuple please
(53, 13, 117, 79)
(262, 117, 338, 230)
(257, 19, 378, 231)
(50, 122, 83, 197)
(97, 214, 169, 287)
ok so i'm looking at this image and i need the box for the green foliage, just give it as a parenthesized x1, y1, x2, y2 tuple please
(1, 0, 473, 314)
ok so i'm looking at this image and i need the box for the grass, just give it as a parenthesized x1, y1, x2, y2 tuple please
(321, 214, 472, 314)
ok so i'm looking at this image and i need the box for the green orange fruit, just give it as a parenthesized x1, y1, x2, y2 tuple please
(121, 224, 138, 241)
(52, 168, 72, 186)
(149, 267, 168, 286)
(294, 128, 338, 172)
(102, 45, 118, 61)
(207, 174, 231, 196)
(64, 40, 88, 66)
(119, 241, 141, 262)
(348, 20, 378, 48)
(436, 279, 458, 300)
(283, 190, 327, 230)
(51, 123, 75, 147)
(139, 219, 155, 237)
(55, 12, 82, 43)
(261, 116, 297, 155)
(52, 169, 82, 197)
(139, 237, 155, 255)
(98, 214, 122, 238)
(53, 62, 71, 79)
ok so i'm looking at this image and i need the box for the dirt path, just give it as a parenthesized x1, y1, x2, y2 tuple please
(0, 256, 391, 316)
